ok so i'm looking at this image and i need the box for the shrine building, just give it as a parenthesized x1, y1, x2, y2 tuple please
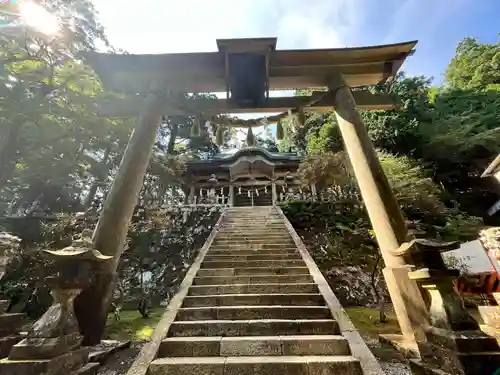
(183, 147, 313, 207)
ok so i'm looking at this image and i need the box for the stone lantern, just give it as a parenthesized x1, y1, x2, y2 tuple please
(396, 238, 500, 375)
(0, 229, 112, 375)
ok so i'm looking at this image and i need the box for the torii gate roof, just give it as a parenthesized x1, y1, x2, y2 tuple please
(84, 38, 417, 94)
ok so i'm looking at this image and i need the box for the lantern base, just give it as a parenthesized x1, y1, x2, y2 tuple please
(0, 346, 91, 375)
(9, 331, 82, 360)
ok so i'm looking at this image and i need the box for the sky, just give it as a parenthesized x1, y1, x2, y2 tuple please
(92, 0, 499, 85)
(90, 0, 499, 144)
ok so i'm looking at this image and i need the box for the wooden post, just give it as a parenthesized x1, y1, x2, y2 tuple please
(229, 184, 234, 206)
(310, 184, 317, 201)
(271, 181, 277, 206)
(330, 73, 427, 346)
(74, 87, 166, 345)
(188, 185, 195, 204)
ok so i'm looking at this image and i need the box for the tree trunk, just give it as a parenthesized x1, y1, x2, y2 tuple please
(0, 122, 21, 191)
(371, 254, 387, 323)
(74, 90, 164, 345)
(378, 295, 387, 323)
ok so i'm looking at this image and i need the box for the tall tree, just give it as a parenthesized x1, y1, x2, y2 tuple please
(445, 36, 500, 90)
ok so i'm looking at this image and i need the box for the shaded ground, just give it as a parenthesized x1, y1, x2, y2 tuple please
(94, 308, 164, 374)
(345, 306, 412, 375)
(96, 344, 142, 375)
(344, 307, 401, 339)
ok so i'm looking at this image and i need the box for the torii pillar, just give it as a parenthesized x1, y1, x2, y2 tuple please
(330, 73, 428, 347)
(74, 86, 166, 345)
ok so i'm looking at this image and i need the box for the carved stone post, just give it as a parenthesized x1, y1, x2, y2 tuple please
(476, 228, 500, 339)
(330, 73, 427, 346)
(393, 238, 500, 375)
(74, 86, 166, 345)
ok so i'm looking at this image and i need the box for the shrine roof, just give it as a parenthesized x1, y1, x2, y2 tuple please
(83, 39, 417, 94)
(187, 147, 302, 170)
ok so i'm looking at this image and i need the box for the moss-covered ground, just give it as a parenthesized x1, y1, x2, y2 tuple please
(104, 308, 164, 341)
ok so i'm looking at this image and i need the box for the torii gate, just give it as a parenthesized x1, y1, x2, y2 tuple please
(80, 37, 428, 346)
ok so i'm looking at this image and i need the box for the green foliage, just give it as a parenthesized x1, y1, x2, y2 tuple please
(377, 152, 444, 217)
(282, 201, 376, 269)
(306, 113, 343, 155)
(285, 147, 484, 275)
(288, 35, 500, 219)
(363, 74, 433, 157)
(445, 36, 500, 90)
(298, 152, 354, 193)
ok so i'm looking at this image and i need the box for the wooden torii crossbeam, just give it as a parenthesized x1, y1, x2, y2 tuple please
(84, 38, 417, 119)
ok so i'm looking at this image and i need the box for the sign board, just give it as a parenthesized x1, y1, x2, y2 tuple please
(442, 240, 495, 275)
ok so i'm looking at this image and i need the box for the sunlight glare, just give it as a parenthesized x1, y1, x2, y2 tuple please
(19, 1, 59, 36)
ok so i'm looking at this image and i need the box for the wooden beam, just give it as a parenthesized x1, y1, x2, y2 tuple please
(84, 40, 417, 93)
(97, 91, 398, 118)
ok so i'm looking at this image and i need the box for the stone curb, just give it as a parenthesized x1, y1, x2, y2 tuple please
(275, 206, 386, 375)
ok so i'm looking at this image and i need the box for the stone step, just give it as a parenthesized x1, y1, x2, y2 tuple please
(220, 230, 286, 234)
(208, 249, 299, 256)
(214, 236, 292, 241)
(168, 319, 341, 337)
(182, 293, 325, 307)
(211, 243, 295, 249)
(196, 267, 309, 277)
(429, 328, 500, 352)
(209, 244, 297, 251)
(222, 219, 283, 222)
(201, 260, 304, 269)
(188, 283, 318, 296)
(493, 293, 500, 306)
(221, 224, 286, 229)
(0, 313, 25, 335)
(204, 254, 302, 261)
(193, 274, 313, 286)
(210, 245, 297, 250)
(175, 306, 332, 321)
(220, 228, 287, 232)
(216, 232, 290, 237)
(224, 222, 282, 225)
(149, 355, 362, 375)
(478, 306, 500, 329)
(217, 228, 287, 231)
(0, 301, 9, 314)
(159, 335, 351, 357)
(213, 239, 294, 244)
(223, 218, 283, 221)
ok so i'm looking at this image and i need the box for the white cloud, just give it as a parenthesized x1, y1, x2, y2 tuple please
(92, 0, 364, 53)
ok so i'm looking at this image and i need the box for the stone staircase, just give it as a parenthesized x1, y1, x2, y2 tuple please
(0, 299, 24, 358)
(146, 206, 380, 375)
